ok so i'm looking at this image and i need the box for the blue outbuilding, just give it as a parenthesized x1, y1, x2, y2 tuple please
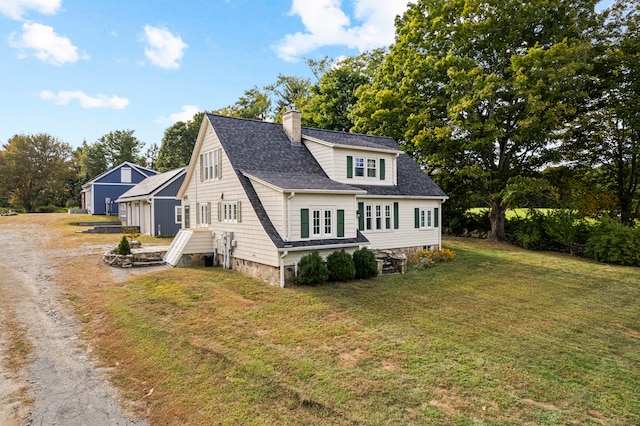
(116, 167, 186, 237)
(81, 162, 158, 215)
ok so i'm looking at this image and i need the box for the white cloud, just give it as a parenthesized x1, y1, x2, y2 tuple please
(156, 105, 200, 125)
(142, 25, 188, 69)
(40, 90, 130, 109)
(0, 0, 61, 20)
(9, 22, 84, 66)
(274, 0, 411, 61)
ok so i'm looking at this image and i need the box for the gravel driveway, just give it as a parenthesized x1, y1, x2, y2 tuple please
(0, 217, 148, 426)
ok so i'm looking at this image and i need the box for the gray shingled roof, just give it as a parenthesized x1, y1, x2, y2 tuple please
(205, 113, 447, 248)
(243, 170, 365, 192)
(116, 167, 186, 201)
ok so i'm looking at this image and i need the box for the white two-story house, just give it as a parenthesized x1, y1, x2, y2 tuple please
(165, 111, 448, 286)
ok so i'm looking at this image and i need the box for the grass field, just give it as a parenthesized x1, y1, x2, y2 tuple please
(62, 228, 638, 425)
(5, 214, 637, 424)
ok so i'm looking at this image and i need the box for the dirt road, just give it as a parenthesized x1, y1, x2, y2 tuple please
(0, 216, 147, 426)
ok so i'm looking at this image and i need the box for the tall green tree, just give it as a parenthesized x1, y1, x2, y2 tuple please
(0, 134, 72, 212)
(351, 0, 598, 240)
(77, 139, 108, 180)
(571, 0, 640, 224)
(266, 74, 311, 122)
(156, 111, 204, 172)
(98, 129, 145, 167)
(212, 87, 271, 120)
(304, 49, 386, 131)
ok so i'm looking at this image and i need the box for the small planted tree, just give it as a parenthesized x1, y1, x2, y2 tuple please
(113, 235, 131, 255)
(326, 250, 356, 281)
(353, 247, 378, 279)
(296, 251, 329, 285)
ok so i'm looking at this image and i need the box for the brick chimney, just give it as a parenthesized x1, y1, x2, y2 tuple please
(282, 109, 301, 143)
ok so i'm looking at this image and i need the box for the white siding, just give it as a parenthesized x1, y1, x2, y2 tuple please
(181, 124, 280, 267)
(303, 140, 334, 176)
(360, 198, 442, 250)
(288, 193, 357, 241)
(333, 148, 396, 186)
(252, 180, 285, 237)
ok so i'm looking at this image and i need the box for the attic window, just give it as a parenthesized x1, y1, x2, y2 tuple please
(121, 167, 132, 183)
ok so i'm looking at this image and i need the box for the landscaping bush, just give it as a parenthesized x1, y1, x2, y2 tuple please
(586, 218, 640, 266)
(508, 208, 549, 250)
(326, 250, 356, 281)
(113, 235, 131, 255)
(35, 204, 59, 213)
(296, 251, 329, 285)
(352, 247, 378, 279)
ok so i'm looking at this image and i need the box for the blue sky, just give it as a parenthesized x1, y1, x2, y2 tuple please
(1, 0, 614, 151)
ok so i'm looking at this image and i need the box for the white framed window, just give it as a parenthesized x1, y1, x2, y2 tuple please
(175, 206, 182, 224)
(311, 208, 333, 237)
(417, 208, 437, 229)
(367, 159, 377, 178)
(200, 203, 209, 227)
(201, 148, 222, 181)
(121, 167, 132, 183)
(365, 204, 372, 230)
(385, 205, 391, 229)
(222, 201, 239, 223)
(354, 157, 365, 177)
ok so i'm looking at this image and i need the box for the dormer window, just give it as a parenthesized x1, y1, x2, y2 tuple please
(347, 155, 385, 180)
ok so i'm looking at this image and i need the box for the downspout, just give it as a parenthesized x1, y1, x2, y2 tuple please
(280, 250, 288, 288)
(287, 192, 295, 241)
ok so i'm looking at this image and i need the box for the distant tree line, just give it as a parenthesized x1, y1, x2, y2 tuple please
(2, 0, 638, 237)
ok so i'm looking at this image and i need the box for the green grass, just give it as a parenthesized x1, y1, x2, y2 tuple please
(95, 237, 640, 425)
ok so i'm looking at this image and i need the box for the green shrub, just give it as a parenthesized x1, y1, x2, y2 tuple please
(113, 235, 131, 255)
(35, 204, 59, 213)
(296, 251, 329, 285)
(508, 209, 549, 250)
(353, 247, 378, 279)
(326, 250, 356, 281)
(586, 218, 640, 266)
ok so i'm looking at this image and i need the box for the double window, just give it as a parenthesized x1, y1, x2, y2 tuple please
(216, 201, 241, 223)
(347, 156, 385, 180)
(301, 208, 344, 239)
(415, 207, 439, 229)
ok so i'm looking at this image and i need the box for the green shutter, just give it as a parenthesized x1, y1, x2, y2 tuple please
(414, 207, 420, 228)
(434, 207, 439, 228)
(380, 158, 385, 180)
(394, 202, 399, 229)
(301, 209, 309, 238)
(358, 202, 364, 231)
(196, 203, 200, 224)
(337, 209, 344, 237)
(347, 156, 353, 179)
(237, 201, 242, 223)
(207, 202, 212, 224)
(199, 154, 203, 182)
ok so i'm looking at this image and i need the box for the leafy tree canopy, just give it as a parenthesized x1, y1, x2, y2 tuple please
(156, 112, 205, 172)
(351, 0, 599, 240)
(0, 133, 73, 212)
